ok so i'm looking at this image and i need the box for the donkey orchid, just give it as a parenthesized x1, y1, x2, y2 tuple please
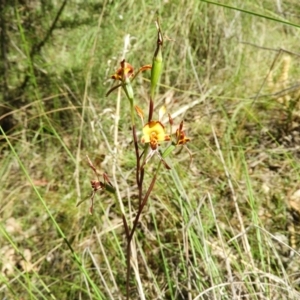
(141, 120, 170, 150)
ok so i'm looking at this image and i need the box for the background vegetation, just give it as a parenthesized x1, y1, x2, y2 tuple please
(1, 0, 300, 299)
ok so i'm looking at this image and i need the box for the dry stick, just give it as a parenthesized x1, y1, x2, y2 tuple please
(111, 34, 131, 218)
(111, 85, 126, 215)
(129, 238, 146, 300)
(125, 230, 131, 299)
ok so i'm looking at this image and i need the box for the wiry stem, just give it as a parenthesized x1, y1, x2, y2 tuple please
(125, 170, 159, 300)
(148, 97, 154, 122)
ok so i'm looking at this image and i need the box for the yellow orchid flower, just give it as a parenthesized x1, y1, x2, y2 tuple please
(141, 120, 170, 150)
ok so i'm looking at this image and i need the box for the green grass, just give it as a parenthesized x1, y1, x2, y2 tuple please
(2, 0, 300, 299)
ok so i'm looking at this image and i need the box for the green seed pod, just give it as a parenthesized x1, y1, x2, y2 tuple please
(150, 21, 163, 99)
